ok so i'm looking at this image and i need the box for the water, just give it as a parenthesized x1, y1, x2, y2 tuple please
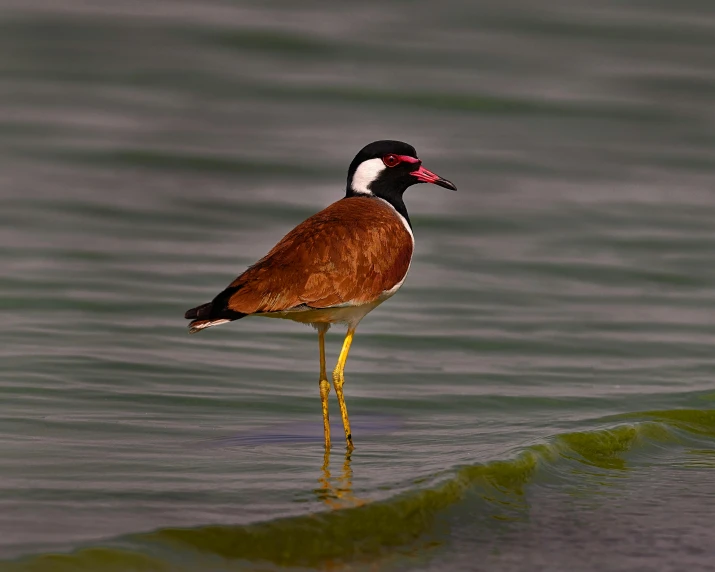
(1, 1, 715, 570)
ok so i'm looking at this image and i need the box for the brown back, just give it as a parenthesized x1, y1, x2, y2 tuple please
(225, 196, 413, 314)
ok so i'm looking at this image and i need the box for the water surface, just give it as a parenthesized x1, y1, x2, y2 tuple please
(1, 1, 715, 570)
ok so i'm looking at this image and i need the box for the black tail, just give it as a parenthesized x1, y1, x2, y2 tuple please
(184, 302, 214, 321)
(184, 298, 246, 334)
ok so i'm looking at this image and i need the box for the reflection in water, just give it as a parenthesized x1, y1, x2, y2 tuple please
(317, 449, 366, 510)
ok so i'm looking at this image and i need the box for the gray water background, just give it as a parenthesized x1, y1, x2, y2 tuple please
(1, 1, 715, 570)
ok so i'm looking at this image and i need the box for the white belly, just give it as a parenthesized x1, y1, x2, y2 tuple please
(256, 300, 381, 328)
(255, 284, 403, 328)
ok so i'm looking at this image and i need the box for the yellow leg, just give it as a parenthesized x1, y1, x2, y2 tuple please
(333, 327, 356, 450)
(318, 326, 331, 450)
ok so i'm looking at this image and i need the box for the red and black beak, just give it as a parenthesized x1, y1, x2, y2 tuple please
(411, 164, 457, 191)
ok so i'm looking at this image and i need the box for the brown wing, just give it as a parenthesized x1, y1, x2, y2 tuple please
(224, 196, 413, 314)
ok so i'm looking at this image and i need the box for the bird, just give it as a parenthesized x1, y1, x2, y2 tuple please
(184, 140, 456, 450)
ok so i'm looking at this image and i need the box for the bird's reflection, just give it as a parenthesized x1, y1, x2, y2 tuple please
(316, 449, 366, 509)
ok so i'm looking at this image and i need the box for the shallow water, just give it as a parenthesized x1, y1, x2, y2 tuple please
(1, 1, 715, 570)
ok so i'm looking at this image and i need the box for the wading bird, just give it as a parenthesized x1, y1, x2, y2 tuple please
(185, 140, 456, 450)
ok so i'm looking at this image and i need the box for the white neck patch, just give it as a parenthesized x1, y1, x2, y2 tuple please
(376, 197, 414, 245)
(350, 158, 385, 195)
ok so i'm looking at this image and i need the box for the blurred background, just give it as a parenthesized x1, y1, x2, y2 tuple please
(1, 1, 715, 570)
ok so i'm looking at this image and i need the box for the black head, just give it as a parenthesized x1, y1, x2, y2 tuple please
(345, 140, 456, 223)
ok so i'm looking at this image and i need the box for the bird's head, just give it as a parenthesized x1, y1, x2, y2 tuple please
(346, 140, 457, 201)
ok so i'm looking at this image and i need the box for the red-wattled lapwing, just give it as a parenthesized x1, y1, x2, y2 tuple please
(185, 140, 456, 450)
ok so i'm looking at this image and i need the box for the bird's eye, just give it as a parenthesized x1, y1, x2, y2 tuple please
(382, 154, 401, 168)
